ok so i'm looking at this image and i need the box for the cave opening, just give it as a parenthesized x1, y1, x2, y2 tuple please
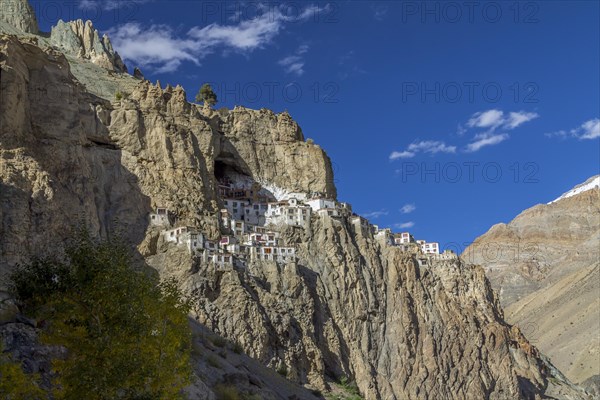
(214, 160, 228, 182)
(214, 159, 276, 203)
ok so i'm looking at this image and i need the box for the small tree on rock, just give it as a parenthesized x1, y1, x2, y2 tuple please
(196, 83, 218, 108)
(10, 232, 193, 400)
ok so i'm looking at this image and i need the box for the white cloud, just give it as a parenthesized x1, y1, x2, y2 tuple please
(389, 150, 415, 160)
(467, 109, 505, 130)
(390, 140, 456, 161)
(373, 5, 388, 21)
(78, 0, 96, 9)
(79, 0, 151, 11)
(279, 45, 309, 76)
(108, 4, 327, 72)
(108, 23, 201, 73)
(394, 222, 415, 229)
(459, 109, 537, 152)
(545, 118, 600, 140)
(400, 204, 416, 214)
(579, 118, 600, 139)
(544, 130, 568, 139)
(363, 210, 389, 219)
(456, 124, 468, 136)
(337, 50, 367, 80)
(391, 109, 537, 161)
(407, 141, 457, 155)
(466, 109, 538, 132)
(465, 133, 509, 152)
(505, 111, 539, 129)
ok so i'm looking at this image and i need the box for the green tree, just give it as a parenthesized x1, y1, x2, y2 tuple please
(11, 233, 192, 400)
(0, 345, 45, 400)
(195, 83, 218, 107)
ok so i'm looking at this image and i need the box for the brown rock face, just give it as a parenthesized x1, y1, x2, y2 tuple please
(463, 185, 600, 386)
(0, 34, 336, 268)
(0, 27, 592, 400)
(152, 216, 560, 399)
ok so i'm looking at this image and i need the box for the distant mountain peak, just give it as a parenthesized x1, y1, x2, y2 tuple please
(548, 175, 600, 204)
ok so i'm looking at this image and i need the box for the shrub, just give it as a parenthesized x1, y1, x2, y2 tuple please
(338, 375, 361, 398)
(276, 364, 288, 377)
(10, 232, 192, 400)
(241, 394, 262, 400)
(115, 91, 123, 101)
(211, 335, 227, 348)
(213, 384, 240, 400)
(192, 341, 203, 358)
(196, 83, 218, 107)
(232, 342, 243, 354)
(0, 344, 45, 399)
(207, 354, 221, 369)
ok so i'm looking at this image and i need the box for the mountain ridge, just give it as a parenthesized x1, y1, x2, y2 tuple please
(464, 177, 600, 391)
(0, 2, 594, 399)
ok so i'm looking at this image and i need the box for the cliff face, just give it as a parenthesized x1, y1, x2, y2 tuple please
(0, 34, 336, 269)
(0, 0, 38, 34)
(50, 19, 127, 73)
(463, 184, 600, 387)
(149, 216, 558, 399)
(0, 8, 592, 399)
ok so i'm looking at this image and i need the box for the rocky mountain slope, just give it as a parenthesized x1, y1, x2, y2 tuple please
(0, 1, 593, 398)
(463, 178, 600, 389)
(549, 175, 600, 204)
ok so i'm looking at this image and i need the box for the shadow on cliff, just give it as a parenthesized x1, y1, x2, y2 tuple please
(296, 263, 353, 384)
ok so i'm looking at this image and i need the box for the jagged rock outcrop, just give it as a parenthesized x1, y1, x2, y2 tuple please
(133, 67, 144, 80)
(0, 0, 38, 34)
(149, 215, 580, 399)
(0, 6, 592, 399)
(463, 183, 600, 388)
(50, 19, 127, 73)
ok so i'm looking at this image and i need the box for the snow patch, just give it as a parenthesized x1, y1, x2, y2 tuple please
(548, 175, 600, 204)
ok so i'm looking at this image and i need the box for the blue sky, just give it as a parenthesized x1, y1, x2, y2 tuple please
(34, 1, 599, 250)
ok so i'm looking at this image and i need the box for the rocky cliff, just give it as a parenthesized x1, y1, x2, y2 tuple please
(0, 4, 593, 399)
(463, 180, 600, 388)
(0, 0, 38, 34)
(50, 19, 127, 73)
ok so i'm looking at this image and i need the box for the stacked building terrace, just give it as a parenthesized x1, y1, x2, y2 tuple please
(150, 174, 454, 269)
